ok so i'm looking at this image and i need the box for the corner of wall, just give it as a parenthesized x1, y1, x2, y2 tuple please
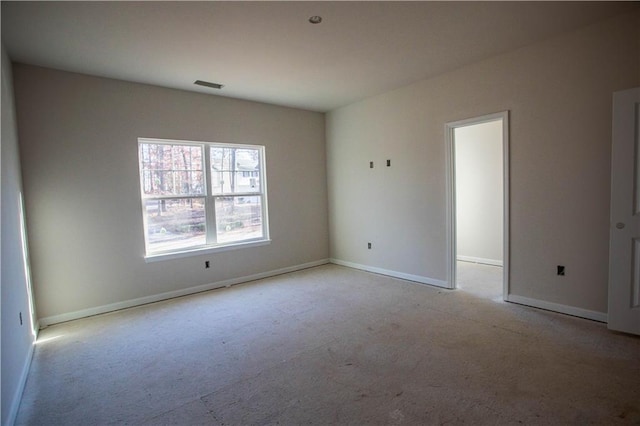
(2, 43, 37, 426)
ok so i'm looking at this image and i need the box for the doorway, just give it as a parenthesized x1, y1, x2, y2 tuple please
(445, 112, 509, 300)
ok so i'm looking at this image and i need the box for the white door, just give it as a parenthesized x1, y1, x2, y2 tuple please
(608, 87, 640, 335)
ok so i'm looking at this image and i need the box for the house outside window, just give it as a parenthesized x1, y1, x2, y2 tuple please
(138, 138, 269, 258)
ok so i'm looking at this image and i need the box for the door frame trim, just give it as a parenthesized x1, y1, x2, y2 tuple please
(445, 111, 510, 300)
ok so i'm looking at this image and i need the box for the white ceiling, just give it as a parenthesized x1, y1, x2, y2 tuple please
(1, 1, 635, 112)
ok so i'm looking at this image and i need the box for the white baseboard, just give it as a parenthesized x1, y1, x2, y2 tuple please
(330, 258, 448, 288)
(506, 294, 607, 323)
(38, 258, 606, 328)
(329, 259, 607, 323)
(7, 339, 36, 426)
(39, 259, 330, 328)
(457, 256, 503, 267)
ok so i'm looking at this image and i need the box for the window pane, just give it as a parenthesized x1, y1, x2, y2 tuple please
(139, 143, 204, 196)
(144, 198, 205, 252)
(210, 147, 261, 194)
(215, 196, 263, 243)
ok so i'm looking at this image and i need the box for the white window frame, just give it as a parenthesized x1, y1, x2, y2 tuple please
(138, 138, 270, 261)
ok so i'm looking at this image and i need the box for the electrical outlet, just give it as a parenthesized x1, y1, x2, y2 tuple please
(387, 159, 391, 167)
(205, 261, 210, 269)
(369, 161, 374, 168)
(557, 265, 565, 276)
(368, 242, 372, 249)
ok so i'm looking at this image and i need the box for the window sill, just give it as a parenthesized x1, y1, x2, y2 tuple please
(144, 239, 271, 263)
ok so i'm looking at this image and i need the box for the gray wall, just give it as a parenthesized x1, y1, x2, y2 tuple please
(13, 66, 328, 321)
(327, 12, 640, 315)
(1, 44, 36, 426)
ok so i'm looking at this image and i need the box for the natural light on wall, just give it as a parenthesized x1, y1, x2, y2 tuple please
(138, 138, 269, 260)
(19, 192, 37, 337)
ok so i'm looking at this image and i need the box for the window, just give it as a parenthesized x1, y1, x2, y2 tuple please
(138, 138, 269, 258)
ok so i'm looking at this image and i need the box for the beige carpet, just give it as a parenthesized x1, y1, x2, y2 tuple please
(16, 264, 640, 425)
(456, 260, 503, 300)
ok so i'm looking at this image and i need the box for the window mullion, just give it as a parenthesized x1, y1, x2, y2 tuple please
(142, 194, 203, 201)
(260, 147, 269, 240)
(203, 144, 218, 244)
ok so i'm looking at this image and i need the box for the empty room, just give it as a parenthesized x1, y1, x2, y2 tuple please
(2, 2, 639, 425)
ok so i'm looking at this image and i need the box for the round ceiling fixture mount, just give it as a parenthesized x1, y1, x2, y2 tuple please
(308, 15, 322, 24)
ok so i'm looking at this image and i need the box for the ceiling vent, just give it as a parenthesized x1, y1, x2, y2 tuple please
(194, 80, 224, 89)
